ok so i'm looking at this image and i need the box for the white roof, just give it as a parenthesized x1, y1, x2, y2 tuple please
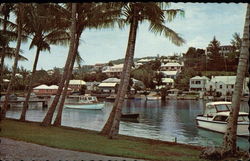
(206, 101, 232, 106)
(102, 78, 120, 83)
(161, 63, 182, 67)
(191, 76, 209, 80)
(210, 76, 236, 85)
(162, 71, 178, 75)
(98, 82, 117, 87)
(137, 58, 154, 63)
(69, 80, 86, 85)
(33, 84, 49, 89)
(162, 78, 174, 83)
(33, 84, 71, 90)
(111, 64, 124, 68)
(3, 79, 10, 82)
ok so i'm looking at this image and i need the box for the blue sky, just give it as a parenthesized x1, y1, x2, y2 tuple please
(5, 3, 247, 71)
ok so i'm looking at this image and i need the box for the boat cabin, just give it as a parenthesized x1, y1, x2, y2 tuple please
(203, 101, 231, 117)
(213, 112, 249, 122)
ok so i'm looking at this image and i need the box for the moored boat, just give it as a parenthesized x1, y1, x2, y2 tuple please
(64, 95, 104, 110)
(196, 101, 249, 137)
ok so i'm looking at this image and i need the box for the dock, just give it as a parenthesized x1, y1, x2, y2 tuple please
(0, 99, 48, 108)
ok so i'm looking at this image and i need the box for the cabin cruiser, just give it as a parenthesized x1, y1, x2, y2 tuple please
(64, 95, 104, 110)
(196, 101, 249, 137)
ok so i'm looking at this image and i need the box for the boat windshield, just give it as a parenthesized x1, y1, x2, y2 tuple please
(238, 115, 249, 122)
(215, 104, 230, 112)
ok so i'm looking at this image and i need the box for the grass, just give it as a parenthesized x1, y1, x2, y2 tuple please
(1, 119, 247, 161)
(0, 119, 206, 161)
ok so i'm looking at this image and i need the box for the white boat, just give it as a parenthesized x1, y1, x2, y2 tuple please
(64, 95, 104, 110)
(196, 101, 249, 137)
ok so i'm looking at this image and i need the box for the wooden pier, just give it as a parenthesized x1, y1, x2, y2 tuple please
(0, 99, 48, 108)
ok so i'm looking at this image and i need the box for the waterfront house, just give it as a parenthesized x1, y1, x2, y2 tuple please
(98, 78, 120, 93)
(162, 78, 174, 88)
(85, 81, 100, 92)
(33, 84, 72, 95)
(189, 76, 209, 92)
(98, 83, 119, 93)
(161, 71, 179, 79)
(205, 76, 249, 97)
(68, 80, 86, 92)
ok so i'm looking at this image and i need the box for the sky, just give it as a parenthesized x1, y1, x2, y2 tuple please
(5, 3, 247, 71)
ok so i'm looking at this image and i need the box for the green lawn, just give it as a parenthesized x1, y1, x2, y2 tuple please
(1, 119, 206, 161)
(1, 119, 247, 161)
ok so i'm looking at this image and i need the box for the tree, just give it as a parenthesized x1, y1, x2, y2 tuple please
(207, 37, 223, 70)
(41, 3, 77, 126)
(1, 4, 26, 118)
(49, 3, 121, 126)
(230, 32, 242, 53)
(20, 3, 70, 121)
(101, 2, 185, 138)
(222, 4, 249, 156)
(0, 3, 14, 91)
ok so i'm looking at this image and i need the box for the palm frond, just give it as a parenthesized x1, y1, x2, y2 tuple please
(149, 22, 185, 46)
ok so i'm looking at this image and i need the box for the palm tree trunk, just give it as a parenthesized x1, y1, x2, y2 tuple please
(101, 13, 139, 138)
(20, 47, 41, 121)
(0, 13, 8, 93)
(1, 5, 23, 118)
(222, 4, 249, 154)
(41, 3, 77, 126)
(53, 32, 80, 126)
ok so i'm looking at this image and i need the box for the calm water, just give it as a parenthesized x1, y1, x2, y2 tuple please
(5, 98, 249, 150)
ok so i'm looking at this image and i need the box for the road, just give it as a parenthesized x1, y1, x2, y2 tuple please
(0, 137, 145, 161)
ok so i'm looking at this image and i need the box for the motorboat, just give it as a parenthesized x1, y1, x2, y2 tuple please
(64, 95, 104, 110)
(196, 101, 249, 137)
(121, 113, 139, 123)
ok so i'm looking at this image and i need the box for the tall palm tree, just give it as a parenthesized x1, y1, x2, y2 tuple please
(0, 3, 15, 92)
(1, 3, 26, 118)
(41, 3, 121, 126)
(41, 3, 77, 126)
(100, 2, 185, 138)
(222, 4, 249, 155)
(19, 3, 70, 121)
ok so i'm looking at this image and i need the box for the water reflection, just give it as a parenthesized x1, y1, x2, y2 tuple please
(5, 99, 249, 150)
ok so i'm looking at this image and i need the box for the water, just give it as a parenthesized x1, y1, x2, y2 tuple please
(5, 98, 249, 150)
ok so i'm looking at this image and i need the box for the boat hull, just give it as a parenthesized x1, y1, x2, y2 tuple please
(196, 117, 249, 137)
(64, 103, 104, 110)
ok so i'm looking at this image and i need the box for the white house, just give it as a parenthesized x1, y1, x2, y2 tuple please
(160, 62, 183, 72)
(161, 71, 179, 79)
(205, 76, 249, 96)
(189, 76, 209, 92)
(98, 78, 120, 93)
(102, 64, 124, 78)
(33, 84, 72, 95)
(162, 78, 174, 88)
(68, 80, 86, 92)
(137, 58, 155, 65)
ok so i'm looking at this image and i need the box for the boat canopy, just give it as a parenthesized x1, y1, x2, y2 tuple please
(204, 102, 231, 116)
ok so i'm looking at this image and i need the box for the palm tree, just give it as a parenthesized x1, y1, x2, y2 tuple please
(19, 3, 70, 121)
(41, 3, 77, 126)
(1, 3, 26, 118)
(222, 4, 249, 155)
(100, 2, 185, 138)
(0, 3, 15, 91)
(42, 3, 121, 126)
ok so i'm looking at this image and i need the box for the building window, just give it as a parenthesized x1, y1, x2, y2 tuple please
(231, 85, 234, 88)
(220, 85, 223, 89)
(196, 81, 201, 84)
